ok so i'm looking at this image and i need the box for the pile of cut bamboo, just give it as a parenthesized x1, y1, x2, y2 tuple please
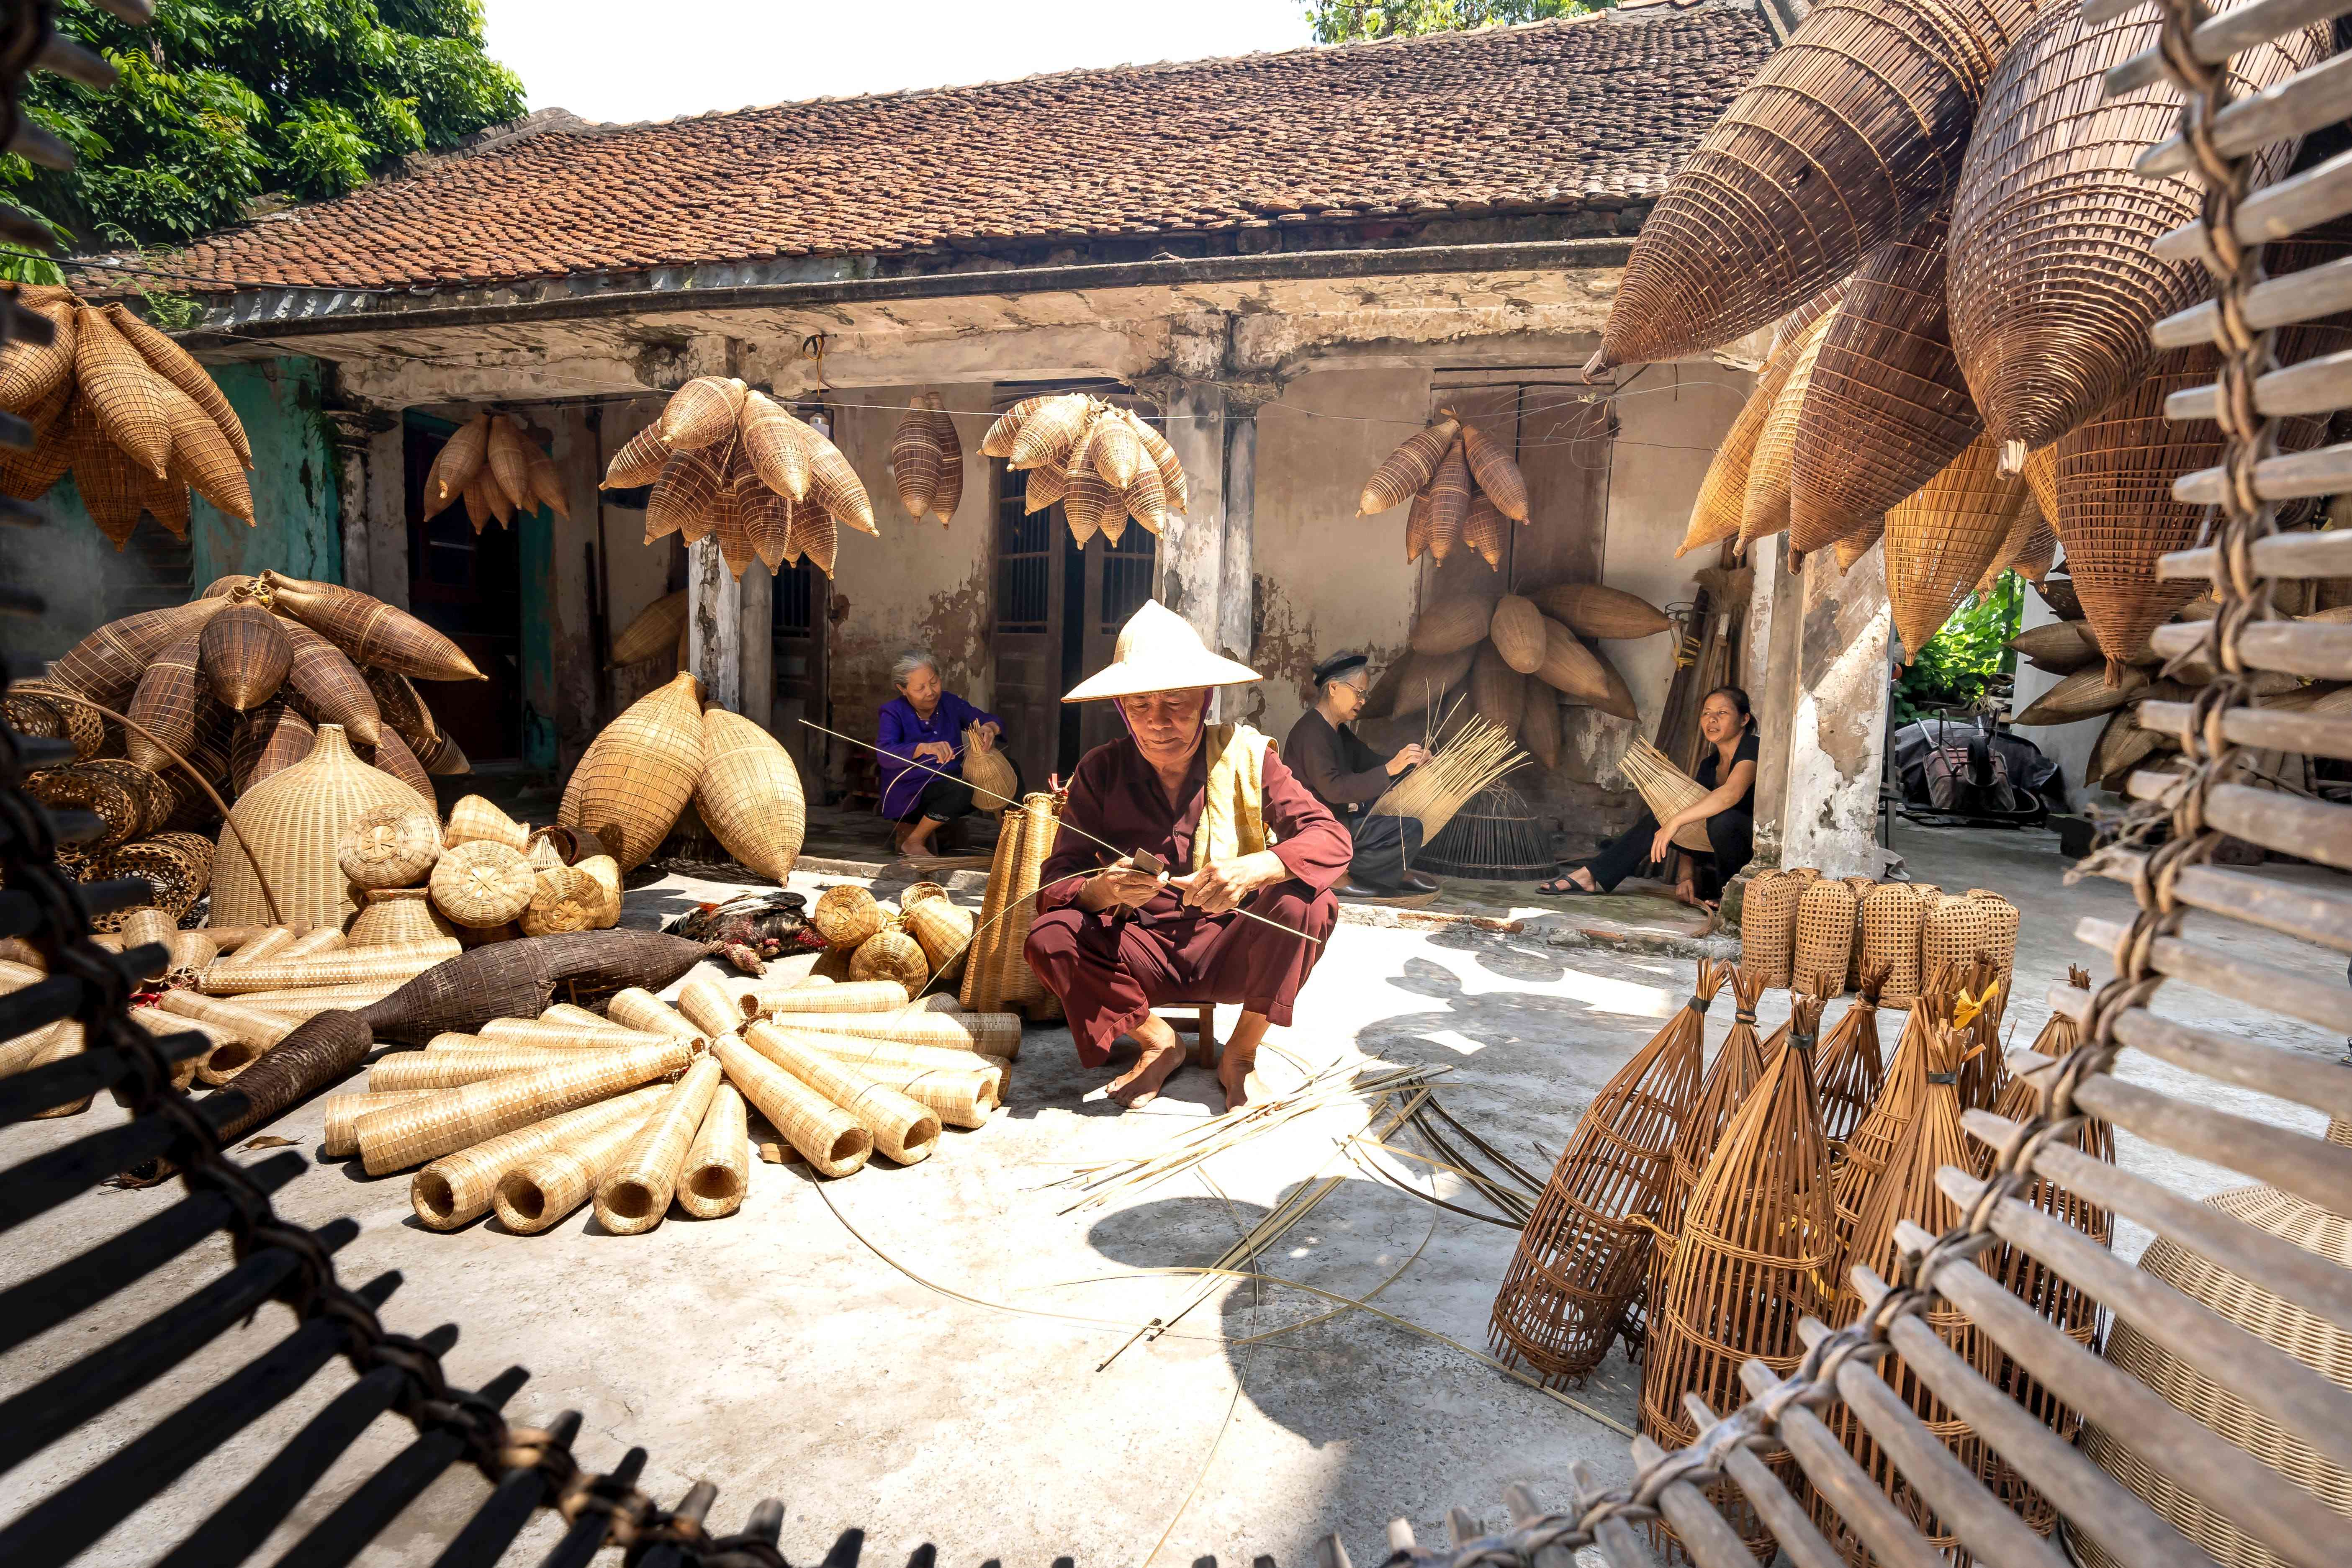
(419, 411, 570, 533)
(1356, 410, 1532, 567)
(604, 378, 872, 579)
(982, 393, 1188, 548)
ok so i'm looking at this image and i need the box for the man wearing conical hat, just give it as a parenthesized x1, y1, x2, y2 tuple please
(1024, 601, 1352, 1110)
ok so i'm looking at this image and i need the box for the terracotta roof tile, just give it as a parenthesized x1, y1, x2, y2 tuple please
(165, 10, 1772, 293)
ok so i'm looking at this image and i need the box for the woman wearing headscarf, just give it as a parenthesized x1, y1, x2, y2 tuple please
(1282, 650, 1437, 895)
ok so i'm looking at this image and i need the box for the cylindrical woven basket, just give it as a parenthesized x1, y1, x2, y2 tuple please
(595, 1054, 723, 1235)
(431, 839, 537, 929)
(850, 928, 928, 991)
(743, 1020, 941, 1164)
(1601, 0, 2042, 368)
(606, 987, 708, 1043)
(673, 974, 753, 1037)
(557, 672, 704, 870)
(411, 1085, 669, 1232)
(742, 978, 909, 1016)
(766, 1008, 1020, 1060)
(198, 943, 453, 996)
(712, 1034, 871, 1177)
(996, 793, 1062, 1010)
(203, 1010, 375, 1148)
(321, 1090, 434, 1159)
(493, 1090, 668, 1235)
(960, 805, 1028, 1010)
(838, 1061, 997, 1128)
(1789, 209, 1982, 556)
(812, 884, 883, 950)
(2077, 1183, 2351, 1568)
(1922, 894, 1993, 977)
(355, 1037, 689, 1175)
(695, 707, 806, 881)
(444, 794, 528, 851)
(370, 1049, 569, 1091)
(1969, 888, 2020, 978)
(774, 1030, 1008, 1098)
(458, 1023, 666, 1050)
(901, 892, 974, 987)
(1949, 5, 2320, 455)
(1492, 961, 1725, 1386)
(1791, 878, 1860, 999)
(1618, 739, 1713, 853)
(677, 1083, 751, 1218)
(337, 801, 442, 890)
(348, 887, 458, 948)
(1738, 871, 1803, 989)
(1884, 435, 2032, 663)
(211, 724, 429, 930)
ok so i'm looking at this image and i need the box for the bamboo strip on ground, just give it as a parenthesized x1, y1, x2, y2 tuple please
(595, 1055, 723, 1234)
(355, 1038, 690, 1174)
(678, 1084, 751, 1217)
(409, 1085, 671, 1231)
(743, 1020, 940, 1164)
(494, 1092, 669, 1234)
(713, 1034, 870, 1177)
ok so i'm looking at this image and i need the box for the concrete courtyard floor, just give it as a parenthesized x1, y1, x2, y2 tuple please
(1, 815, 2341, 1565)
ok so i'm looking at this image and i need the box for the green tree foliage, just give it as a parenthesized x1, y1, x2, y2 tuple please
(1303, 0, 1609, 45)
(3, 0, 524, 263)
(1894, 571, 2024, 722)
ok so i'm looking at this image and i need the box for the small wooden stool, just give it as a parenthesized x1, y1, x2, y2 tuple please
(1150, 1002, 1219, 1069)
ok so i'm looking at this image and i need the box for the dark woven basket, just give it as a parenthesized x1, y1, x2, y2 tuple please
(1413, 781, 1553, 881)
(358, 929, 719, 1046)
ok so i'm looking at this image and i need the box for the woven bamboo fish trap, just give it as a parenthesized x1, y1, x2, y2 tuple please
(595, 1055, 722, 1235)
(902, 888, 974, 984)
(1739, 312, 1837, 550)
(1642, 1016, 1836, 1560)
(355, 1037, 690, 1176)
(694, 707, 805, 882)
(741, 1022, 940, 1165)
(844, 1062, 996, 1128)
(277, 620, 382, 745)
(1425, 441, 1472, 562)
(2072, 1180, 2351, 1568)
(198, 598, 292, 713)
(1372, 714, 1527, 842)
(197, 1009, 375, 1149)
(321, 1090, 434, 1159)
(1658, 968, 1772, 1288)
(493, 1092, 668, 1235)
(1619, 739, 1714, 853)
(410, 1085, 669, 1231)
(337, 801, 440, 890)
(675, 1083, 751, 1218)
(1969, 887, 2020, 977)
(1683, 369, 1785, 557)
(105, 831, 213, 923)
(609, 589, 688, 668)
(1816, 1021, 1998, 1563)
(24, 761, 150, 855)
(1921, 894, 1993, 977)
(2026, 347, 2328, 681)
(712, 1034, 870, 1177)
(123, 626, 208, 772)
(1792, 879, 1861, 1000)
(607, 987, 707, 1043)
(1738, 871, 1803, 990)
(1947, 6, 2320, 455)
(1601, 0, 2038, 368)
(444, 794, 527, 852)
(357, 930, 716, 1046)
(850, 928, 928, 991)
(263, 572, 485, 685)
(49, 595, 225, 709)
(200, 943, 453, 996)
(468, 1021, 667, 1051)
(431, 840, 535, 929)
(211, 724, 426, 930)
(1884, 435, 2032, 662)
(995, 792, 1063, 1012)
(1828, 987, 1949, 1255)
(1491, 960, 1727, 1386)
(558, 671, 704, 870)
(232, 701, 313, 793)
(1814, 963, 1889, 1152)
(369, 1050, 566, 1092)
(742, 979, 910, 1017)
(1359, 418, 1460, 516)
(960, 805, 1028, 1011)
(778, 1030, 1007, 1100)
(1790, 210, 1982, 555)
(812, 884, 883, 950)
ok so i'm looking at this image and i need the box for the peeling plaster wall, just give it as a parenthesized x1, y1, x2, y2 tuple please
(823, 382, 995, 789)
(1776, 551, 1893, 878)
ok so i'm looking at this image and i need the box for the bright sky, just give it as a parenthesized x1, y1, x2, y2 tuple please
(480, 1, 1319, 124)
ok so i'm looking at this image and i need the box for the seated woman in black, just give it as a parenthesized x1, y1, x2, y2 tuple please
(1539, 685, 1758, 909)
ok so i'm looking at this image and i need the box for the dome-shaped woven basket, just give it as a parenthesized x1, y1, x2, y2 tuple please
(519, 866, 601, 936)
(1921, 893, 1992, 976)
(850, 928, 929, 991)
(1739, 870, 1804, 989)
(336, 801, 442, 890)
(813, 884, 884, 950)
(1740, 311, 1838, 550)
(430, 839, 537, 929)
(1885, 434, 2033, 662)
(211, 724, 429, 929)
(1948, 5, 2321, 453)
(2023, 348, 2328, 680)
(1790, 210, 1982, 556)
(2076, 1184, 2352, 1568)
(558, 672, 703, 870)
(1601, 0, 2041, 367)
(1860, 882, 1927, 1002)
(350, 886, 458, 948)
(694, 707, 805, 882)
(1792, 877, 1860, 999)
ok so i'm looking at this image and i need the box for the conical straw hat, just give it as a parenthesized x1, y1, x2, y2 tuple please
(1062, 599, 1259, 702)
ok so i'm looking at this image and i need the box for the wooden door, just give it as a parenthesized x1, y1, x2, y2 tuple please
(1074, 524, 1159, 764)
(993, 458, 1065, 789)
(771, 558, 828, 785)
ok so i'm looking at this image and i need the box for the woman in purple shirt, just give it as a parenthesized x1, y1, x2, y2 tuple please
(877, 650, 1016, 856)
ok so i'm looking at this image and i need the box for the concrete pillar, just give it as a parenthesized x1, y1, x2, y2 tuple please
(739, 561, 773, 733)
(1221, 385, 1278, 669)
(688, 537, 741, 714)
(1157, 378, 1226, 659)
(1776, 548, 1894, 877)
(1748, 539, 1797, 861)
(322, 406, 404, 604)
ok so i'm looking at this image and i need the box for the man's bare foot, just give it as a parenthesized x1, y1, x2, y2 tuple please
(1217, 1048, 1258, 1110)
(1108, 1038, 1188, 1107)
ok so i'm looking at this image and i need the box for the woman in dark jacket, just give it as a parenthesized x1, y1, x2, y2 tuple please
(876, 650, 1014, 857)
(1282, 652, 1435, 894)
(1540, 685, 1758, 909)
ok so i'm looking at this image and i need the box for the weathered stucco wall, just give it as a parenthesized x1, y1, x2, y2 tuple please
(193, 359, 340, 589)
(1776, 549, 1893, 878)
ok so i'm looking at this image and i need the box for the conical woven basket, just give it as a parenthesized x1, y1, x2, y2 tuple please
(1948, 5, 2320, 453)
(198, 599, 293, 713)
(2077, 1182, 2351, 1568)
(1618, 739, 1714, 853)
(1658, 968, 1771, 1287)
(675, 973, 754, 1037)
(1884, 435, 2031, 662)
(211, 724, 428, 930)
(1738, 871, 1804, 990)
(695, 707, 805, 881)
(712, 1033, 871, 1177)
(961, 805, 1028, 1010)
(675, 1082, 751, 1218)
(493, 1088, 670, 1235)
(1738, 311, 1836, 549)
(558, 672, 704, 870)
(1792, 877, 1860, 1000)
(1601, 0, 2040, 367)
(201, 1009, 375, 1148)
(123, 627, 209, 773)
(1830, 993, 1934, 1252)
(337, 801, 441, 890)
(51, 597, 229, 709)
(444, 794, 528, 851)
(355, 1036, 689, 1176)
(1813, 964, 1888, 1151)
(410, 1084, 669, 1231)
(743, 1020, 940, 1165)
(1491, 960, 1726, 1386)
(850, 928, 929, 991)
(610, 589, 689, 668)
(1790, 210, 1982, 555)
(277, 620, 382, 745)
(262, 571, 485, 684)
(961, 728, 1018, 813)
(595, 1054, 723, 1235)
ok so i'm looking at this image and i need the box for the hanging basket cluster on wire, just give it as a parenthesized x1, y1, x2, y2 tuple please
(1355, 410, 1531, 566)
(0, 282, 255, 545)
(982, 393, 1188, 548)
(1612, 0, 2339, 686)
(889, 391, 964, 525)
(420, 411, 571, 534)
(603, 377, 874, 580)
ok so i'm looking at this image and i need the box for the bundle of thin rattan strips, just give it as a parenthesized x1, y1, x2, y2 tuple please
(318, 971, 1018, 1235)
(0, 281, 255, 545)
(984, 392, 1190, 549)
(602, 378, 875, 580)
(1356, 407, 1533, 567)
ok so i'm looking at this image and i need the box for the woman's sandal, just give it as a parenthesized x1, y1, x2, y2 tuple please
(1536, 874, 1597, 896)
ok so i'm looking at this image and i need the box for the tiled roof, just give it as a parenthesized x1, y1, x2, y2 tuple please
(166, 8, 1774, 294)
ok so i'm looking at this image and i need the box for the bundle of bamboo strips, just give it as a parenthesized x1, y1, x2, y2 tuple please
(1370, 710, 1528, 840)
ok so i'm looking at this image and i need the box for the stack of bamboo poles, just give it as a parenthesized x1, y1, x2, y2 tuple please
(307, 970, 1017, 1233)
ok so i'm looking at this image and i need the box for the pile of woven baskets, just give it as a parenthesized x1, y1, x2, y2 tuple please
(420, 411, 571, 533)
(1606, 0, 2338, 681)
(4, 572, 476, 929)
(1371, 582, 1669, 768)
(806, 881, 974, 1000)
(0, 282, 254, 544)
(1355, 409, 1533, 567)
(982, 393, 1188, 548)
(604, 377, 872, 580)
(1737, 869, 2020, 1008)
